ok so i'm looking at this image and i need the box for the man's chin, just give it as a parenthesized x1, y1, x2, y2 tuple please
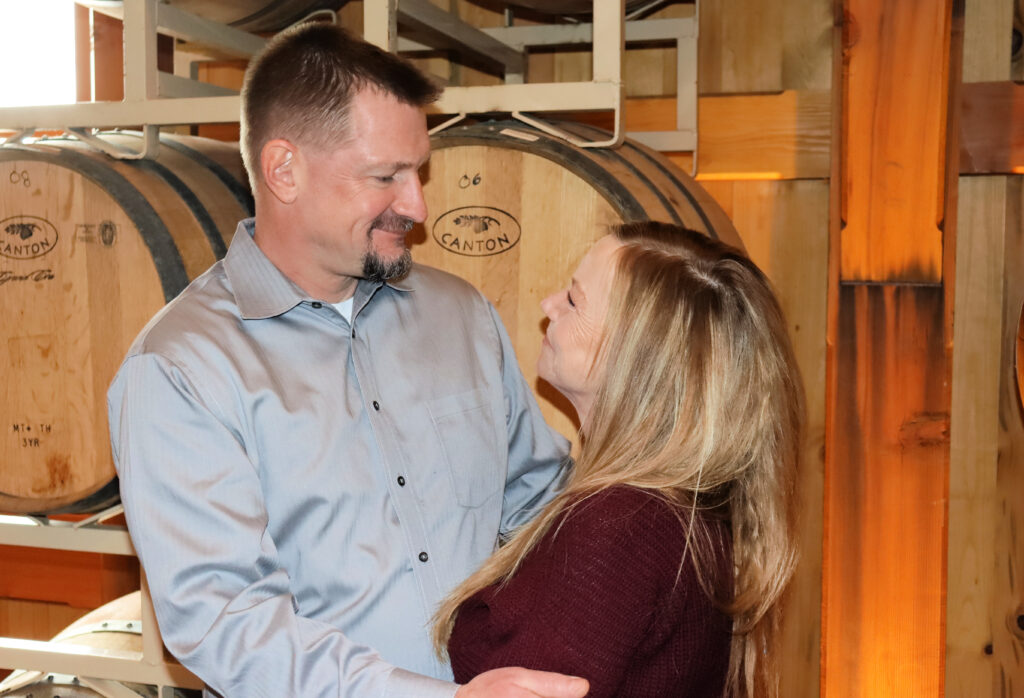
(362, 249, 412, 282)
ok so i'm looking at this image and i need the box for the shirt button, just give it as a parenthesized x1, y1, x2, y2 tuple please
(311, 301, 322, 309)
(418, 552, 429, 563)
(372, 401, 380, 411)
(397, 476, 406, 486)
(351, 329, 355, 338)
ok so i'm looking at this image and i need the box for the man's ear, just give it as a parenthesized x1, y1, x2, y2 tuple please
(261, 139, 299, 204)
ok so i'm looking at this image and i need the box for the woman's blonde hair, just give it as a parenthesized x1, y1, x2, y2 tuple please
(433, 221, 804, 698)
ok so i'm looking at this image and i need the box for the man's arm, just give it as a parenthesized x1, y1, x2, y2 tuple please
(486, 303, 573, 535)
(109, 353, 456, 698)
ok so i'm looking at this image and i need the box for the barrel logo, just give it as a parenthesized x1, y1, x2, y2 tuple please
(1, 216, 59, 260)
(432, 206, 520, 257)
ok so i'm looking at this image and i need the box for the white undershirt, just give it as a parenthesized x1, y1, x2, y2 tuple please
(332, 297, 354, 322)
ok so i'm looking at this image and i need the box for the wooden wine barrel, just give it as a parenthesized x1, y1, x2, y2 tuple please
(81, 0, 348, 32)
(0, 592, 200, 697)
(0, 132, 251, 514)
(415, 120, 744, 449)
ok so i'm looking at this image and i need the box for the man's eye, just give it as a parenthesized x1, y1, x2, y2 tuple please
(375, 175, 395, 184)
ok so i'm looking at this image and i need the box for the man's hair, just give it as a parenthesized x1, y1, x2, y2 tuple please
(433, 221, 805, 698)
(240, 21, 441, 187)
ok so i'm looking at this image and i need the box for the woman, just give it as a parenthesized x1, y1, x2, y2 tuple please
(434, 221, 804, 698)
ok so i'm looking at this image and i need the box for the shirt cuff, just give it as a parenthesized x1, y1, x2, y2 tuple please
(383, 667, 460, 698)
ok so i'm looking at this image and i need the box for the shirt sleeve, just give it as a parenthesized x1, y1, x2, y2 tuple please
(486, 302, 573, 535)
(451, 490, 685, 698)
(108, 353, 458, 698)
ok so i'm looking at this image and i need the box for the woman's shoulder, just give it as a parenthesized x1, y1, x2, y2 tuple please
(555, 485, 731, 578)
(548, 486, 687, 554)
(564, 485, 682, 529)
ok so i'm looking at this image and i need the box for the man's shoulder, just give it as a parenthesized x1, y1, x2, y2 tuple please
(406, 262, 483, 298)
(125, 260, 235, 361)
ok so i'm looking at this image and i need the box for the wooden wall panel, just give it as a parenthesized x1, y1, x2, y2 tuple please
(0, 599, 88, 642)
(962, 0, 1013, 82)
(699, 0, 783, 93)
(993, 177, 1024, 696)
(701, 179, 829, 698)
(691, 2, 832, 696)
(0, 546, 138, 611)
(697, 90, 831, 178)
(947, 2, 1024, 696)
(947, 176, 1010, 696)
(92, 10, 124, 103)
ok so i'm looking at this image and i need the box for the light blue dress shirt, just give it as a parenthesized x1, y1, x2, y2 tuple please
(107, 219, 571, 698)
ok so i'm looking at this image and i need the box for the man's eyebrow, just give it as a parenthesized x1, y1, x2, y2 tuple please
(378, 155, 431, 171)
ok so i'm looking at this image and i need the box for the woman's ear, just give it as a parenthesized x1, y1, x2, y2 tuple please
(261, 139, 299, 204)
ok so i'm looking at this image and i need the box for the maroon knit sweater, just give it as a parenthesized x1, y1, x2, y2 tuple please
(448, 485, 732, 697)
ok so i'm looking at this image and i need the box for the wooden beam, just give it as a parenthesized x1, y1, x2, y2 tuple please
(825, 284, 949, 696)
(840, 0, 954, 283)
(825, 1, 957, 695)
(553, 91, 832, 180)
(959, 81, 1024, 174)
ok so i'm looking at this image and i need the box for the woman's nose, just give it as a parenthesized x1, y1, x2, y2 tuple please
(540, 292, 559, 319)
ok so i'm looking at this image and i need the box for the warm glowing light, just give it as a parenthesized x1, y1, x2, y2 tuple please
(0, 0, 78, 107)
(695, 172, 785, 181)
(1013, 166, 1024, 174)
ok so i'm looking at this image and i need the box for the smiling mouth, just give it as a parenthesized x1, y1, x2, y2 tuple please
(370, 212, 415, 236)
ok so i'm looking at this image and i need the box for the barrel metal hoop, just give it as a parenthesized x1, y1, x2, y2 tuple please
(137, 133, 255, 216)
(123, 157, 228, 259)
(432, 121, 648, 221)
(559, 121, 685, 227)
(0, 144, 190, 302)
(558, 120, 720, 238)
(52, 620, 144, 643)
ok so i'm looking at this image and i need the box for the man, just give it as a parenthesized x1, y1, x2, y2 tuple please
(107, 22, 587, 698)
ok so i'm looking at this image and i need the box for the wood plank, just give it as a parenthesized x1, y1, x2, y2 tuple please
(959, 81, 1024, 175)
(1015, 1, 1024, 82)
(781, 0, 836, 90)
(710, 180, 829, 698)
(699, 0, 783, 93)
(0, 547, 139, 610)
(697, 90, 831, 179)
(75, 4, 92, 102)
(824, 283, 948, 697)
(962, 0, 1013, 82)
(92, 10, 124, 103)
(946, 176, 1007, 696)
(841, 0, 953, 282)
(0, 598, 87, 642)
(991, 175, 1024, 695)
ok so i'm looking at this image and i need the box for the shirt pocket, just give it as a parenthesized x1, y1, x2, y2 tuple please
(428, 388, 504, 508)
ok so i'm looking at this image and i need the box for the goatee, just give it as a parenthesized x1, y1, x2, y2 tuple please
(362, 211, 415, 282)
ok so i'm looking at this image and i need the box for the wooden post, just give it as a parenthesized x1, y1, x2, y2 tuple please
(824, 1, 958, 695)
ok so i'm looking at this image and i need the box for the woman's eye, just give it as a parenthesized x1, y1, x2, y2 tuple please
(567, 291, 576, 308)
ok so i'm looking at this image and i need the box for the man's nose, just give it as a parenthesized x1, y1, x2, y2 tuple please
(394, 176, 428, 223)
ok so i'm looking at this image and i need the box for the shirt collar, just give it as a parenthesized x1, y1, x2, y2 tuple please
(224, 218, 415, 320)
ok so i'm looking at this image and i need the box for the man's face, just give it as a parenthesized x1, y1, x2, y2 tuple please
(299, 87, 431, 283)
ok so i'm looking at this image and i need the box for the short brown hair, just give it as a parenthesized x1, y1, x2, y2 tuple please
(240, 22, 441, 186)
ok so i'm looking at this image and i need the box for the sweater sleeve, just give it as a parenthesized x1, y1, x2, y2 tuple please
(449, 487, 694, 697)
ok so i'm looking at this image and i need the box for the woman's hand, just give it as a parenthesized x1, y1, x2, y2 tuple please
(456, 667, 589, 697)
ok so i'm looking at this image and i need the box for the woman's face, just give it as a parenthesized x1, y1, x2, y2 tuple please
(538, 235, 624, 424)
